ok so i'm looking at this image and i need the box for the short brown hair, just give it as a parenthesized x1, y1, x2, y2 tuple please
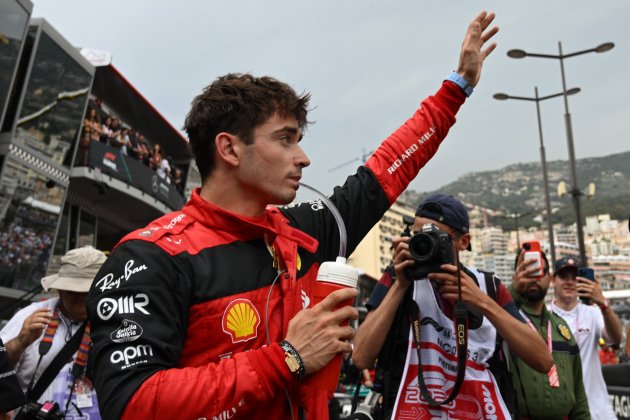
(184, 73, 311, 181)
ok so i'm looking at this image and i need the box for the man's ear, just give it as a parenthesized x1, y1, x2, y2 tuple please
(215, 132, 241, 167)
(458, 233, 471, 252)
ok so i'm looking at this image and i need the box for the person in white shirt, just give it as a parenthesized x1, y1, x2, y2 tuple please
(550, 257, 623, 420)
(0, 247, 107, 419)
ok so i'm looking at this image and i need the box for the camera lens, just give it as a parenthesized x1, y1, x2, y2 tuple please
(408, 233, 436, 262)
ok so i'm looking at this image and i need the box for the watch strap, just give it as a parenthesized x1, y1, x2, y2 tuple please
(446, 70, 473, 97)
(279, 340, 305, 380)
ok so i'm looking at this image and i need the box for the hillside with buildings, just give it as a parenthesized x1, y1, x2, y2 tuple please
(400, 149, 630, 229)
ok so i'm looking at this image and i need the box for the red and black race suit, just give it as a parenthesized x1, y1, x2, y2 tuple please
(86, 81, 466, 420)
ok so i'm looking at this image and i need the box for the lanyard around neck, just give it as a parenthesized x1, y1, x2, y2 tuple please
(408, 298, 468, 406)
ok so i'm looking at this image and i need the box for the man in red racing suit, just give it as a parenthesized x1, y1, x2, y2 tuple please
(86, 12, 499, 420)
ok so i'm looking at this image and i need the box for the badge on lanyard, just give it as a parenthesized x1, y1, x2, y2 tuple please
(74, 377, 93, 408)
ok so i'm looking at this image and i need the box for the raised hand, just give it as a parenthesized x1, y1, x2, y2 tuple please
(17, 308, 52, 348)
(456, 11, 499, 87)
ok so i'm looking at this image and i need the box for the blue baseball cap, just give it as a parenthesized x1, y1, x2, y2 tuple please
(553, 257, 581, 275)
(416, 194, 471, 250)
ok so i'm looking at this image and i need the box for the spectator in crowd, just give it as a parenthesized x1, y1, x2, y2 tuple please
(172, 166, 184, 195)
(149, 146, 162, 172)
(109, 118, 122, 145)
(126, 128, 139, 158)
(138, 142, 151, 166)
(111, 127, 131, 154)
(100, 116, 113, 144)
(148, 144, 163, 168)
(89, 97, 107, 121)
(509, 249, 589, 419)
(598, 339, 619, 365)
(353, 194, 551, 419)
(0, 247, 107, 419)
(159, 154, 172, 182)
(550, 257, 623, 420)
(78, 108, 101, 164)
(85, 11, 499, 420)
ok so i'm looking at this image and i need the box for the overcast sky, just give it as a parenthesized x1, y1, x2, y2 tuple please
(33, 1, 629, 199)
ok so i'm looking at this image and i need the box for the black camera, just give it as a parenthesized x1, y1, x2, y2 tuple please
(404, 223, 455, 280)
(15, 401, 64, 420)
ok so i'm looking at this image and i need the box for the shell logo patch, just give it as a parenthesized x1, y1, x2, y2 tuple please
(558, 324, 572, 341)
(222, 299, 260, 343)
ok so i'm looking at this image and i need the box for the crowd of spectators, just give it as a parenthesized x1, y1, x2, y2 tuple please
(79, 98, 185, 195)
(0, 222, 52, 289)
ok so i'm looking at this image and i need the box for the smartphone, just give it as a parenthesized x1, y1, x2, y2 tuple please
(577, 267, 595, 281)
(522, 241, 543, 277)
(577, 267, 595, 305)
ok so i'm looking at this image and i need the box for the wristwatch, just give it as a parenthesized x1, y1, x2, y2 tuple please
(279, 340, 305, 380)
(446, 70, 474, 97)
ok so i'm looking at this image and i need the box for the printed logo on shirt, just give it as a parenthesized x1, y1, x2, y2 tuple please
(97, 293, 150, 320)
(222, 299, 260, 343)
(193, 400, 245, 420)
(386, 126, 436, 175)
(139, 227, 159, 238)
(110, 344, 153, 370)
(301, 289, 310, 309)
(110, 319, 143, 343)
(95, 259, 148, 292)
(163, 213, 185, 230)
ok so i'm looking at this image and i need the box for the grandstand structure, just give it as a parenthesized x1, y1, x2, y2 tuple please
(0, 0, 193, 319)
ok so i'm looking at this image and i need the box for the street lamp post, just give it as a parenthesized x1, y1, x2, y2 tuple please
(493, 87, 581, 264)
(507, 41, 614, 265)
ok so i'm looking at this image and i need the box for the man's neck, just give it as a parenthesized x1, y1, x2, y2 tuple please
(553, 296, 578, 312)
(524, 299, 545, 315)
(200, 178, 267, 218)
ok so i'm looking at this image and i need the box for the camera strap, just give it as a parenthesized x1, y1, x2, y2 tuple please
(408, 299, 468, 406)
(27, 321, 87, 403)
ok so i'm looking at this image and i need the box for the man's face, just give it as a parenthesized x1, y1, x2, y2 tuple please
(59, 290, 89, 322)
(237, 113, 310, 206)
(553, 268, 578, 302)
(524, 271, 550, 302)
(412, 216, 470, 252)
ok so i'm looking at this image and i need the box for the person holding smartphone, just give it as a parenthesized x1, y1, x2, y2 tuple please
(510, 249, 589, 419)
(550, 257, 623, 420)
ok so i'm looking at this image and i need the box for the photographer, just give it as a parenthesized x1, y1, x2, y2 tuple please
(0, 247, 107, 420)
(353, 194, 552, 419)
